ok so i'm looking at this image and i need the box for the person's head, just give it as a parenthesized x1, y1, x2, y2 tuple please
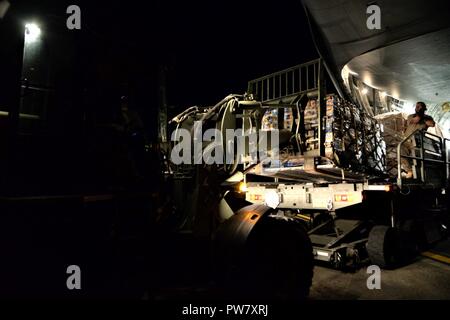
(120, 95, 129, 111)
(415, 101, 427, 114)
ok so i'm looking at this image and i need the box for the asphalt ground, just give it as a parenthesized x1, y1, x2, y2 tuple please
(310, 238, 450, 300)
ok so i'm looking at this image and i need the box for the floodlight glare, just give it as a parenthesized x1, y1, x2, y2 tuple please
(25, 23, 41, 43)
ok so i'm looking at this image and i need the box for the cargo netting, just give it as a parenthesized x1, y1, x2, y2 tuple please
(325, 95, 386, 176)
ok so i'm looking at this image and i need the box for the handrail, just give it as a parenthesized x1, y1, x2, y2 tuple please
(247, 59, 321, 103)
(445, 138, 450, 185)
(248, 59, 321, 83)
(397, 129, 450, 189)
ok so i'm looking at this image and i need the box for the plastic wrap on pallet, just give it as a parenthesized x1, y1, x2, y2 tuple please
(304, 99, 319, 151)
(284, 108, 294, 131)
(325, 95, 386, 175)
(374, 112, 408, 176)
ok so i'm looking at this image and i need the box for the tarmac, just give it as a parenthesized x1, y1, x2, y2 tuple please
(310, 238, 450, 300)
(150, 237, 450, 301)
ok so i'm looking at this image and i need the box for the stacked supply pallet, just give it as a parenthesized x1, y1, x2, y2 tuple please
(374, 112, 408, 176)
(304, 99, 319, 151)
(325, 95, 386, 175)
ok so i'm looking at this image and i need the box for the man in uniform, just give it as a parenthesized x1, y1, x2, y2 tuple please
(402, 102, 435, 178)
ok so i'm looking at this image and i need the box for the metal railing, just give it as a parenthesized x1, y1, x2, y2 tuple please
(397, 129, 450, 188)
(247, 59, 321, 103)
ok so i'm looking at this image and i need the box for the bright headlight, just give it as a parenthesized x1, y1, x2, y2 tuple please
(264, 190, 280, 209)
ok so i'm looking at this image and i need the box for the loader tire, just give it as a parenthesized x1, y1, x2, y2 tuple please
(214, 208, 313, 300)
(367, 225, 397, 269)
(244, 217, 314, 300)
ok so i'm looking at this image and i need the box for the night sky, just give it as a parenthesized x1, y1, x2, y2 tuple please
(1, 0, 317, 132)
(81, 0, 317, 107)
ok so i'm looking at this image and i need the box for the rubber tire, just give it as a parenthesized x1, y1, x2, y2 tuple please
(399, 219, 421, 256)
(242, 218, 314, 300)
(367, 225, 397, 269)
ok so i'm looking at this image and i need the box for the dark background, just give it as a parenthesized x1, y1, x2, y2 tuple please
(1, 0, 316, 131)
(0, 0, 318, 298)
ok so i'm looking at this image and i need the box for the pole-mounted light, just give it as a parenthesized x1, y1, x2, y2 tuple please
(24, 23, 41, 43)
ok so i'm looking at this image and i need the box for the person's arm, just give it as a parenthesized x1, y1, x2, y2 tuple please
(409, 114, 421, 124)
(425, 116, 435, 127)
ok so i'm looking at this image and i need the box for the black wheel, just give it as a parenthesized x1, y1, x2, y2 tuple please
(243, 218, 314, 300)
(213, 206, 314, 300)
(366, 225, 397, 268)
(399, 219, 421, 254)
